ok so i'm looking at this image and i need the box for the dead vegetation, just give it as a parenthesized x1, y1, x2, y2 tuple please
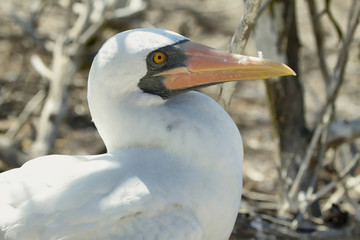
(0, 0, 359, 239)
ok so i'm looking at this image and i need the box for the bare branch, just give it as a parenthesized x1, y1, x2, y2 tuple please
(291, 153, 360, 229)
(110, 0, 147, 20)
(29, 0, 149, 156)
(217, 0, 262, 109)
(306, 0, 330, 87)
(290, 0, 360, 204)
(5, 90, 46, 140)
(325, 1, 360, 107)
(79, 0, 146, 45)
(8, 8, 45, 49)
(324, 0, 343, 43)
(288, 107, 332, 202)
(311, 153, 359, 203)
(30, 36, 76, 156)
(68, 0, 92, 41)
(229, 1, 262, 54)
(242, 189, 278, 203)
(31, 55, 54, 81)
(326, 119, 360, 148)
(0, 137, 28, 168)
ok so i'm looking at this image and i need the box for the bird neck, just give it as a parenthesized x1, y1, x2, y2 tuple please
(88, 90, 243, 171)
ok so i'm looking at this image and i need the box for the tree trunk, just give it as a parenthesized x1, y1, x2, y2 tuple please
(255, 0, 311, 213)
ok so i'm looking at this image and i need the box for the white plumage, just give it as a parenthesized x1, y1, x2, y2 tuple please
(0, 28, 294, 240)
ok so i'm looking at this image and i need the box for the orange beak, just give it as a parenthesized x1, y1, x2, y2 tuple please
(155, 41, 296, 90)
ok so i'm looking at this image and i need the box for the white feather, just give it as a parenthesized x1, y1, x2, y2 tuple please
(0, 28, 243, 240)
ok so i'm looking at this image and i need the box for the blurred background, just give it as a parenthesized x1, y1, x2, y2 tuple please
(0, 0, 359, 239)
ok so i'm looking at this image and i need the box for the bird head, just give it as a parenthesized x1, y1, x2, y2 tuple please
(88, 28, 295, 100)
(87, 28, 295, 152)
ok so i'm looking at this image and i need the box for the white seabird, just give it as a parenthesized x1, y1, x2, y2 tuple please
(0, 28, 295, 240)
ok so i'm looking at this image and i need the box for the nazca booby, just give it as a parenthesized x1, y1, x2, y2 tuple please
(0, 28, 295, 240)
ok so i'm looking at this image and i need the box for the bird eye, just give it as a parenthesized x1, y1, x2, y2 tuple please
(153, 52, 166, 64)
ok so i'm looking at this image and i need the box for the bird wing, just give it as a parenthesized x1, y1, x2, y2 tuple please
(0, 149, 205, 240)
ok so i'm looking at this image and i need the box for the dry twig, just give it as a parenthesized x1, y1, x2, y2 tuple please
(307, 0, 330, 88)
(327, 119, 360, 148)
(217, 0, 262, 109)
(1, 0, 147, 159)
(5, 90, 46, 140)
(288, 0, 360, 215)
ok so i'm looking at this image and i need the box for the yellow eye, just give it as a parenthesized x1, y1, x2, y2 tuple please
(153, 52, 166, 64)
